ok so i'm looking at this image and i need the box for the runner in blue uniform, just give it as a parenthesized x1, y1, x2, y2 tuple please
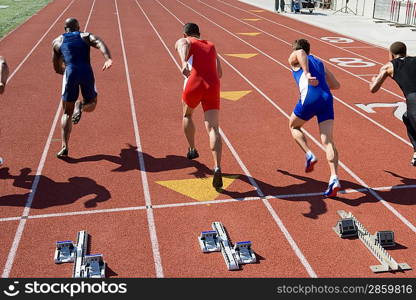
(288, 39, 341, 197)
(52, 18, 112, 158)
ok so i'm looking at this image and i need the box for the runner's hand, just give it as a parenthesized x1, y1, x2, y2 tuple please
(102, 59, 112, 71)
(181, 64, 190, 78)
(306, 72, 319, 86)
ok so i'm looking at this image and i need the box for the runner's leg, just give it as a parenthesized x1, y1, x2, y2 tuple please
(183, 102, 196, 150)
(204, 109, 222, 168)
(318, 119, 338, 177)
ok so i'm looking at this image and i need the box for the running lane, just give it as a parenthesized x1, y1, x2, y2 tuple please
(0, 0, 96, 275)
(118, 0, 323, 277)
(3, 0, 155, 277)
(149, 0, 416, 277)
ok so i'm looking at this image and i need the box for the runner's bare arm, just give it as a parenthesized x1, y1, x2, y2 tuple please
(325, 67, 340, 90)
(52, 37, 65, 75)
(0, 56, 9, 94)
(175, 38, 191, 77)
(288, 49, 318, 86)
(82, 33, 112, 70)
(369, 62, 392, 93)
(216, 55, 222, 79)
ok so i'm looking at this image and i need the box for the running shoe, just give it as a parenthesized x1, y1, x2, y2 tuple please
(72, 102, 83, 124)
(56, 147, 68, 159)
(0, 157, 3, 165)
(212, 167, 223, 189)
(411, 156, 416, 166)
(324, 177, 341, 198)
(186, 148, 199, 160)
(305, 152, 317, 173)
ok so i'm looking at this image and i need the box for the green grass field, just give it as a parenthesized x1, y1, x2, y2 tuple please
(0, 0, 53, 38)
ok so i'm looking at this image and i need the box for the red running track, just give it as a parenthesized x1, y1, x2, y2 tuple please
(0, 0, 415, 278)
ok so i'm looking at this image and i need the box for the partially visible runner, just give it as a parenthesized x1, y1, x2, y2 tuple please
(52, 18, 112, 158)
(175, 23, 224, 189)
(288, 39, 341, 197)
(0, 56, 10, 165)
(370, 41, 416, 166)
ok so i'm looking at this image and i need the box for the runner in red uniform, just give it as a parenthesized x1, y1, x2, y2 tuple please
(175, 23, 223, 189)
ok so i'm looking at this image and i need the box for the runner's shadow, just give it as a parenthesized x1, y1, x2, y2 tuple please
(0, 167, 111, 209)
(384, 170, 416, 186)
(218, 169, 364, 219)
(333, 170, 416, 207)
(62, 144, 212, 178)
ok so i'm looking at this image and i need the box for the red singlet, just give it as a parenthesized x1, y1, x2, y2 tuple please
(182, 37, 220, 111)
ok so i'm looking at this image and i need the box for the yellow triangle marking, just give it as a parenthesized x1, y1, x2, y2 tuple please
(249, 9, 264, 12)
(224, 53, 258, 59)
(156, 176, 239, 202)
(242, 18, 261, 21)
(237, 32, 261, 36)
(220, 90, 252, 101)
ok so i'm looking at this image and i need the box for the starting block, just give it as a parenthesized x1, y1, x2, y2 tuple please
(54, 241, 75, 264)
(199, 222, 256, 271)
(234, 241, 256, 265)
(82, 254, 106, 278)
(55, 231, 107, 278)
(333, 217, 358, 238)
(375, 231, 395, 248)
(334, 210, 411, 273)
(199, 230, 220, 253)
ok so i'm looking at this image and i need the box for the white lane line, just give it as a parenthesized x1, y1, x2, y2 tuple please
(1, 182, 415, 223)
(2, 0, 95, 279)
(216, 50, 416, 233)
(197, 0, 412, 147)
(219, 128, 318, 277)
(149, 0, 318, 278)
(213, 0, 408, 101)
(6, 0, 76, 84)
(215, 0, 385, 64)
(115, 0, 163, 278)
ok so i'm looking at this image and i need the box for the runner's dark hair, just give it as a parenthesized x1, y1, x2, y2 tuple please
(293, 39, 310, 54)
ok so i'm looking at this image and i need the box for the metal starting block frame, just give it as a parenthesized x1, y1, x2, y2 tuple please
(334, 210, 411, 273)
(55, 231, 106, 278)
(73, 230, 88, 278)
(199, 222, 256, 270)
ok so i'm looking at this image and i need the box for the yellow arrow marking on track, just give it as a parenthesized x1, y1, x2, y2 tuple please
(156, 176, 239, 201)
(220, 90, 252, 101)
(237, 32, 262, 36)
(224, 53, 258, 59)
(242, 18, 261, 21)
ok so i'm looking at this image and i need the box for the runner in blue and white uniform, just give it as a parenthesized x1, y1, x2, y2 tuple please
(288, 39, 341, 197)
(52, 18, 112, 158)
